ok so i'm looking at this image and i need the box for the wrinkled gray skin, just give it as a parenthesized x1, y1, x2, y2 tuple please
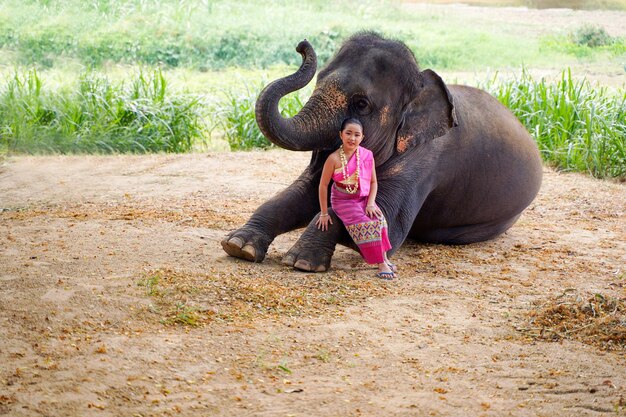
(221, 33, 542, 272)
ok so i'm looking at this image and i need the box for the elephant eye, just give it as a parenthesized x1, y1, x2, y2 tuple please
(352, 96, 372, 115)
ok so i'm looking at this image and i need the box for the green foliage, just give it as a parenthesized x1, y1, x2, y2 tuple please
(485, 69, 626, 179)
(3, 65, 624, 181)
(213, 83, 308, 151)
(0, 68, 206, 154)
(541, 25, 625, 58)
(0, 0, 568, 72)
(216, 87, 270, 150)
(571, 25, 615, 47)
(0, 0, 355, 70)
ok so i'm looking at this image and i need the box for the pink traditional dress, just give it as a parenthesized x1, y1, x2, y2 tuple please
(330, 146, 392, 264)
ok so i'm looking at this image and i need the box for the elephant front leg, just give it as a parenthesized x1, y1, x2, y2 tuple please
(282, 209, 352, 272)
(221, 177, 318, 262)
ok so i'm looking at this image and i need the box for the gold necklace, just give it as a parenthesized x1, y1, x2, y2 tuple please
(339, 145, 359, 194)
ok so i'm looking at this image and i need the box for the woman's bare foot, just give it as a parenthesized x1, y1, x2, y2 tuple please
(376, 262, 394, 280)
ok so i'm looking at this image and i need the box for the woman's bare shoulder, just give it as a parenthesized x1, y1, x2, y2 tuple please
(326, 151, 341, 165)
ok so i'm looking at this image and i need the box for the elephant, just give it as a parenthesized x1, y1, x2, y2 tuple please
(221, 32, 543, 272)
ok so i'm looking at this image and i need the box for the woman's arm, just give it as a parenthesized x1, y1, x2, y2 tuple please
(366, 165, 383, 218)
(316, 155, 336, 231)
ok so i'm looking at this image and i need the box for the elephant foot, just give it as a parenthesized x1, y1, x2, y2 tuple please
(221, 227, 272, 263)
(282, 243, 333, 272)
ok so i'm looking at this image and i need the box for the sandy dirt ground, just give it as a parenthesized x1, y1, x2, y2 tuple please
(0, 148, 624, 416)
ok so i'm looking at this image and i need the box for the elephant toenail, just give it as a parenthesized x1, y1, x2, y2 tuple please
(294, 259, 312, 271)
(315, 264, 327, 272)
(229, 236, 244, 248)
(241, 245, 256, 260)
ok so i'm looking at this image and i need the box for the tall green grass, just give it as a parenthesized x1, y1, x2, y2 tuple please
(214, 83, 308, 150)
(2, 67, 624, 180)
(486, 69, 625, 179)
(0, 69, 205, 153)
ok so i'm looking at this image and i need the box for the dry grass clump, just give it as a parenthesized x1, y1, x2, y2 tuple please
(137, 267, 393, 326)
(523, 290, 625, 351)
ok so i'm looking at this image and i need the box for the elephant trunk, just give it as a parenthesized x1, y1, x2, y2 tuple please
(255, 40, 343, 151)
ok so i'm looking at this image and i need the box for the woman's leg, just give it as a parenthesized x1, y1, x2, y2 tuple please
(383, 252, 397, 273)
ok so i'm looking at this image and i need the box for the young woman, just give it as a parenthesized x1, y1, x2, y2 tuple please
(316, 118, 396, 279)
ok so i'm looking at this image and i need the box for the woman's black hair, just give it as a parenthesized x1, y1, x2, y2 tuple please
(340, 117, 363, 132)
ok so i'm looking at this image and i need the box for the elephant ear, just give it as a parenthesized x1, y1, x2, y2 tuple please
(396, 69, 458, 153)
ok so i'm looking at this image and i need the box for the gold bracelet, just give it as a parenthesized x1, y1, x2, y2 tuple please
(320, 213, 329, 217)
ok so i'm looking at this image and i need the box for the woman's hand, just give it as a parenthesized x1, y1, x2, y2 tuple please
(316, 213, 333, 231)
(366, 204, 382, 219)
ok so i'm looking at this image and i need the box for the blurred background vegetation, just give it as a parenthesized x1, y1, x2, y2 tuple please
(0, 0, 624, 178)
